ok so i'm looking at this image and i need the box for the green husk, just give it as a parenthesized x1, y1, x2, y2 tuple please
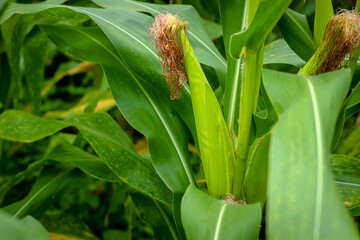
(150, 13, 235, 198)
(299, 10, 360, 76)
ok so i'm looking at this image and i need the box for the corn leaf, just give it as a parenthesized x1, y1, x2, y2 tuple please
(181, 185, 261, 240)
(230, 0, 292, 58)
(0, 211, 51, 240)
(332, 81, 360, 149)
(219, 0, 245, 132)
(4, 166, 81, 219)
(331, 154, 360, 213)
(131, 193, 179, 240)
(91, 0, 227, 89)
(23, 27, 48, 115)
(40, 13, 195, 193)
(263, 39, 305, 68)
(277, 8, 316, 61)
(20, 216, 52, 240)
(0, 110, 172, 204)
(243, 132, 270, 205)
(47, 144, 120, 182)
(314, 0, 333, 47)
(0, 0, 209, 195)
(263, 69, 358, 239)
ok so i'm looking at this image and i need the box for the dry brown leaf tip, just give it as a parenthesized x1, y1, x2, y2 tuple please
(149, 13, 189, 100)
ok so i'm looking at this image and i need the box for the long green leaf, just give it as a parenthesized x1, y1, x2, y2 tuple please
(0, 143, 122, 205)
(1, 1, 197, 194)
(0, 211, 27, 240)
(181, 185, 261, 240)
(0, 110, 172, 204)
(39, 214, 98, 240)
(243, 132, 270, 205)
(332, 81, 360, 149)
(229, 0, 292, 58)
(219, 0, 245, 133)
(47, 144, 120, 182)
(0, 211, 51, 240)
(277, 8, 316, 61)
(263, 69, 358, 239)
(336, 125, 360, 156)
(20, 216, 51, 240)
(331, 154, 360, 212)
(4, 166, 81, 219)
(44, 17, 195, 192)
(131, 193, 179, 240)
(1, 14, 33, 109)
(91, 0, 227, 89)
(263, 39, 305, 68)
(23, 26, 48, 115)
(314, 0, 333, 47)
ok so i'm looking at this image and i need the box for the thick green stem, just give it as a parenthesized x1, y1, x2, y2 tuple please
(253, 45, 264, 113)
(236, 48, 258, 159)
(232, 0, 263, 200)
(234, 47, 261, 199)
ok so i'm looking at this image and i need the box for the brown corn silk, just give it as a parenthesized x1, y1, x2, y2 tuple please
(149, 13, 188, 99)
(299, 10, 360, 76)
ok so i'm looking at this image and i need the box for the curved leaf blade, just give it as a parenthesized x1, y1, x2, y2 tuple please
(47, 144, 120, 182)
(219, 0, 245, 134)
(91, 0, 227, 88)
(4, 166, 81, 219)
(263, 69, 358, 239)
(1, 3, 197, 193)
(331, 154, 360, 211)
(263, 39, 305, 68)
(243, 132, 270, 205)
(230, 0, 292, 58)
(181, 185, 261, 240)
(277, 8, 316, 61)
(0, 110, 172, 204)
(41, 12, 195, 193)
(0, 211, 51, 240)
(332, 81, 360, 149)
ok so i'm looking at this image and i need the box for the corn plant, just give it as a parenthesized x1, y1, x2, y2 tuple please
(0, 0, 360, 239)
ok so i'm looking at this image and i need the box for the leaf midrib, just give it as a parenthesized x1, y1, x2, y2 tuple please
(284, 10, 314, 47)
(12, 168, 72, 219)
(214, 202, 227, 240)
(305, 77, 324, 240)
(123, 0, 227, 67)
(65, 11, 194, 186)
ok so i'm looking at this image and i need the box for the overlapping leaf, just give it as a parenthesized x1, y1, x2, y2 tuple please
(181, 185, 261, 240)
(263, 69, 358, 239)
(219, 0, 245, 132)
(1, 1, 197, 193)
(277, 8, 316, 61)
(91, 0, 227, 89)
(0, 110, 172, 204)
(332, 81, 360, 148)
(4, 166, 81, 219)
(263, 39, 305, 68)
(243, 132, 270, 205)
(230, 0, 292, 58)
(331, 154, 360, 212)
